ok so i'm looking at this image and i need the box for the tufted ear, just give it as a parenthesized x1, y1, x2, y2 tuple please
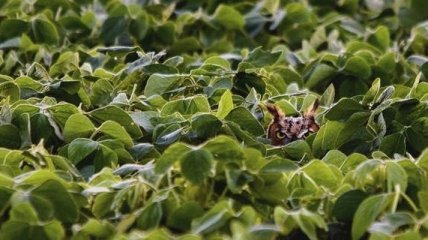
(303, 99, 320, 132)
(308, 121, 320, 132)
(304, 99, 319, 118)
(265, 103, 284, 120)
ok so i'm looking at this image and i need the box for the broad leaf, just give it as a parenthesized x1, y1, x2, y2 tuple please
(180, 149, 213, 184)
(63, 113, 95, 142)
(352, 194, 393, 240)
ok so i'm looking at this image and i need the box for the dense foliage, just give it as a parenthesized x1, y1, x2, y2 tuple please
(1, 0, 428, 239)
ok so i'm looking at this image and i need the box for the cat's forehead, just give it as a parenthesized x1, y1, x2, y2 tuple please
(285, 116, 304, 123)
(278, 116, 308, 134)
(279, 116, 304, 126)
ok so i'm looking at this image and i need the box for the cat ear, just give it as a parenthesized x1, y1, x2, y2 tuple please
(265, 103, 284, 120)
(308, 122, 320, 132)
(304, 99, 319, 118)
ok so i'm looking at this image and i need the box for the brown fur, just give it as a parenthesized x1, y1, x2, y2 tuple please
(266, 100, 320, 146)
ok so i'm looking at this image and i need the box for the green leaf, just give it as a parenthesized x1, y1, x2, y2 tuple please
(244, 47, 282, 67)
(129, 12, 150, 41)
(305, 63, 336, 89)
(212, 5, 245, 30)
(129, 144, 160, 163)
(406, 127, 428, 154)
(161, 95, 210, 115)
(0, 81, 20, 103)
(9, 202, 39, 223)
(153, 124, 183, 146)
(378, 53, 396, 73)
(0, 172, 13, 188)
(137, 202, 163, 230)
(167, 202, 204, 231)
(89, 105, 143, 139)
(343, 56, 371, 79)
(416, 149, 428, 173)
(79, 219, 116, 238)
(274, 207, 297, 235)
(302, 160, 340, 189)
(362, 78, 381, 105)
(251, 174, 289, 203)
(100, 16, 127, 45)
(92, 193, 115, 219)
(282, 140, 313, 160)
(386, 161, 408, 192)
(322, 150, 347, 167)
(352, 159, 382, 188)
(260, 158, 298, 173)
(68, 138, 99, 165)
(234, 72, 266, 95)
(375, 86, 394, 106)
(49, 51, 79, 76)
(320, 84, 335, 107)
(32, 19, 59, 45)
(170, 37, 201, 55)
(93, 144, 118, 172)
(0, 37, 20, 49)
(275, 207, 327, 240)
(31, 180, 78, 223)
(216, 90, 233, 119)
(225, 107, 264, 136)
(411, 82, 428, 100)
(0, 186, 13, 212)
(225, 165, 253, 193)
(46, 102, 79, 128)
(98, 120, 133, 148)
(369, 212, 414, 236)
(180, 149, 213, 184)
(263, 0, 280, 14)
(15, 170, 66, 186)
(368, 26, 390, 51)
(294, 209, 327, 240)
(0, 124, 20, 148)
(395, 230, 422, 240)
(422, 63, 428, 80)
(155, 142, 191, 173)
(130, 111, 158, 134)
(204, 56, 231, 69)
(144, 74, 181, 97)
(164, 56, 184, 67)
(333, 190, 369, 221)
(30, 113, 56, 143)
(142, 63, 179, 75)
(418, 191, 428, 213)
(59, 15, 90, 32)
(203, 135, 245, 162)
(35, 0, 71, 11)
(90, 79, 114, 106)
(0, 220, 65, 240)
(380, 133, 406, 156)
(352, 194, 393, 240)
(325, 98, 365, 121)
(0, 19, 29, 41)
(190, 114, 222, 139)
(192, 201, 233, 234)
(312, 121, 345, 157)
(63, 113, 95, 142)
(15, 76, 43, 92)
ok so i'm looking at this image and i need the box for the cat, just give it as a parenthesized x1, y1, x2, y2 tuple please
(266, 100, 320, 146)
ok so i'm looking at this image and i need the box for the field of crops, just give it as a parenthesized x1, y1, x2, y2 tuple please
(0, 0, 428, 239)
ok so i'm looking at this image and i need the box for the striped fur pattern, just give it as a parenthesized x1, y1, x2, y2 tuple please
(266, 100, 320, 146)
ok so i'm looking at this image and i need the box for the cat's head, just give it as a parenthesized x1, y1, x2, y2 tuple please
(266, 100, 320, 146)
